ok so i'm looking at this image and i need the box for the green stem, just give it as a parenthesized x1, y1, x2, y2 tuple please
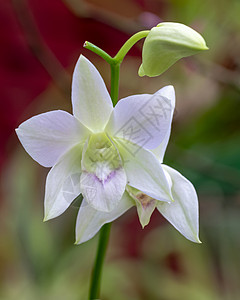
(88, 223, 112, 300)
(113, 30, 150, 63)
(84, 41, 113, 65)
(110, 64, 120, 106)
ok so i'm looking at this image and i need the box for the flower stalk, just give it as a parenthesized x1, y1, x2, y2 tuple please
(88, 223, 112, 300)
(110, 64, 120, 106)
(113, 30, 150, 63)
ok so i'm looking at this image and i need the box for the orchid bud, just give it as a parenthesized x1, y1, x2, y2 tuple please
(139, 22, 208, 77)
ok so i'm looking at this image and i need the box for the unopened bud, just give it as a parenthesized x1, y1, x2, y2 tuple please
(139, 22, 208, 77)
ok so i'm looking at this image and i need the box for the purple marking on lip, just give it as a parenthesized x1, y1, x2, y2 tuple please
(83, 168, 120, 186)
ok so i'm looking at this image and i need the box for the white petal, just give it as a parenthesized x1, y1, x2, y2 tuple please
(75, 192, 134, 244)
(16, 110, 89, 167)
(44, 144, 84, 221)
(152, 86, 176, 162)
(115, 139, 173, 202)
(71, 55, 113, 132)
(157, 165, 201, 243)
(106, 85, 175, 150)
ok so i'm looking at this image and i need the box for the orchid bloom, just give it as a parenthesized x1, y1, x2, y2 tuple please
(16, 55, 200, 245)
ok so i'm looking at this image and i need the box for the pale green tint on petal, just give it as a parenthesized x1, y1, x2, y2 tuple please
(157, 165, 201, 243)
(75, 192, 134, 244)
(151, 85, 176, 162)
(16, 110, 89, 167)
(139, 22, 208, 77)
(127, 186, 156, 228)
(44, 143, 84, 221)
(115, 138, 173, 202)
(80, 133, 127, 212)
(71, 55, 113, 132)
(106, 85, 175, 150)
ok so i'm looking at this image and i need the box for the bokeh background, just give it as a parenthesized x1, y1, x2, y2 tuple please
(1, 0, 240, 299)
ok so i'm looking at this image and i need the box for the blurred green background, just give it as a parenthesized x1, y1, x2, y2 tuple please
(1, 0, 240, 299)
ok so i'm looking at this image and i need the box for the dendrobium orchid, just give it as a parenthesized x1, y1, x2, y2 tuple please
(16, 55, 200, 245)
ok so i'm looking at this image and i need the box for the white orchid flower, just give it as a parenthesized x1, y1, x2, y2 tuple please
(74, 74, 200, 244)
(16, 55, 199, 245)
